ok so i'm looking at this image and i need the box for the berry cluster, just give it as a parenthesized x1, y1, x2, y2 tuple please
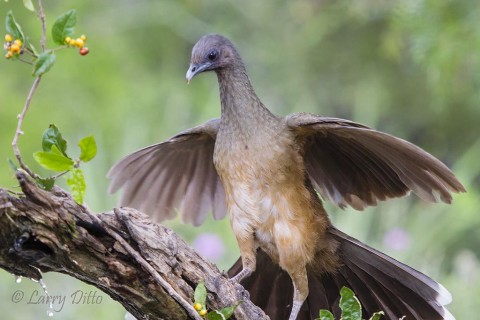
(4, 34, 23, 59)
(193, 302, 207, 317)
(65, 35, 89, 55)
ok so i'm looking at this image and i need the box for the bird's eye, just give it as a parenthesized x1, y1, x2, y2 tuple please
(207, 50, 219, 61)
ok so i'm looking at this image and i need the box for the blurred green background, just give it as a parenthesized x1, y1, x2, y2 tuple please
(1, 0, 479, 319)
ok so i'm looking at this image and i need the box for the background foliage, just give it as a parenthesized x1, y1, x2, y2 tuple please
(1, 0, 479, 319)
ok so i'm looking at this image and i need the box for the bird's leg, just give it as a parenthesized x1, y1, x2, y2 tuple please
(286, 267, 308, 320)
(276, 228, 310, 320)
(230, 231, 256, 283)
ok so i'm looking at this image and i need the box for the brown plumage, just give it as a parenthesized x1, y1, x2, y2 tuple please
(108, 34, 465, 320)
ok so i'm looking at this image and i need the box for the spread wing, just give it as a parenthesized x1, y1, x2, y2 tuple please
(286, 113, 465, 210)
(108, 118, 226, 226)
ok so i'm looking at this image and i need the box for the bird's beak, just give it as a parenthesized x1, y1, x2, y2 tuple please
(186, 63, 211, 84)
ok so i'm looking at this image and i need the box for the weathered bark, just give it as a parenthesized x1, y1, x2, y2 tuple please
(0, 171, 267, 320)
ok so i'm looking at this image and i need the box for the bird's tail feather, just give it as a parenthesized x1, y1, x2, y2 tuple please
(228, 227, 454, 320)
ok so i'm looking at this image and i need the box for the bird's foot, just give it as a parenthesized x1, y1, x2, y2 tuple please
(230, 267, 252, 283)
(288, 300, 303, 320)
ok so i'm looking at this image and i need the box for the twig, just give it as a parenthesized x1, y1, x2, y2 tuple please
(51, 170, 69, 179)
(17, 57, 34, 65)
(11, 0, 48, 179)
(37, 0, 47, 52)
(11, 77, 42, 179)
(23, 46, 37, 57)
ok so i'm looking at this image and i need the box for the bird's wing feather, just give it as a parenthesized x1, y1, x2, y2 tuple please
(285, 112, 465, 210)
(108, 118, 226, 226)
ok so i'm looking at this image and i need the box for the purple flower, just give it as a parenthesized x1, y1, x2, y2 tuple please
(192, 233, 226, 262)
(383, 228, 411, 251)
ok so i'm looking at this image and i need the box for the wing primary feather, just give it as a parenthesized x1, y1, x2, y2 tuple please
(160, 148, 199, 221)
(288, 113, 465, 209)
(180, 144, 210, 225)
(108, 119, 224, 225)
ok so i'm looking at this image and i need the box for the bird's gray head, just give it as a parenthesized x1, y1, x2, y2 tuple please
(186, 34, 242, 83)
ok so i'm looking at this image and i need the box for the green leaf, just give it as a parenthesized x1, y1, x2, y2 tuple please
(33, 52, 56, 77)
(66, 168, 86, 204)
(194, 282, 207, 306)
(51, 9, 76, 45)
(339, 287, 362, 320)
(33, 146, 74, 172)
(317, 310, 334, 320)
(23, 0, 34, 11)
(368, 311, 384, 320)
(206, 311, 224, 320)
(5, 11, 25, 41)
(7, 158, 18, 171)
(42, 124, 68, 156)
(206, 302, 241, 320)
(35, 177, 55, 191)
(50, 144, 65, 156)
(78, 135, 97, 162)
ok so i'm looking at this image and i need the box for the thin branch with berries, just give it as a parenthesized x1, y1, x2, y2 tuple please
(5, 4, 90, 181)
(6, 6, 41, 177)
(5, 4, 93, 201)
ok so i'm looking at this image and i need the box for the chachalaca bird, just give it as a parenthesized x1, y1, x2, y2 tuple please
(108, 34, 465, 320)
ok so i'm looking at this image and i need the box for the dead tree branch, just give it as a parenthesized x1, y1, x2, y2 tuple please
(0, 171, 267, 320)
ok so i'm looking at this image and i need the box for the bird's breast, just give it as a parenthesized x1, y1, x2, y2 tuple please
(213, 125, 298, 189)
(213, 125, 322, 230)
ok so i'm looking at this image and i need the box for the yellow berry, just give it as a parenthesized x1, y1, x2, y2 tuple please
(65, 36, 72, 44)
(5, 34, 12, 42)
(13, 39, 22, 47)
(10, 44, 20, 53)
(199, 309, 207, 316)
(193, 303, 202, 311)
(80, 34, 87, 41)
(75, 38, 84, 48)
(5, 51, 13, 59)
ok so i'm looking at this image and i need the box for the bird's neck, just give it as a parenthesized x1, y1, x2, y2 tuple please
(216, 66, 277, 134)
